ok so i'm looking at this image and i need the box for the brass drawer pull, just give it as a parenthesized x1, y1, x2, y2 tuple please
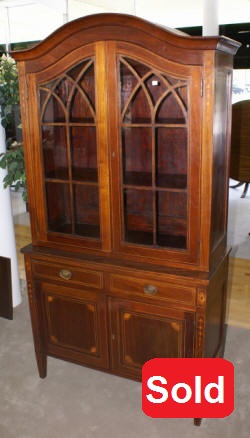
(59, 269, 72, 280)
(143, 284, 158, 295)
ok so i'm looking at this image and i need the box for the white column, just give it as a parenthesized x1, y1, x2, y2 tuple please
(0, 6, 11, 54)
(0, 114, 21, 308)
(202, 0, 219, 36)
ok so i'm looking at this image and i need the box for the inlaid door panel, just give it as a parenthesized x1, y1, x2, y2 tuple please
(39, 282, 109, 369)
(108, 296, 195, 380)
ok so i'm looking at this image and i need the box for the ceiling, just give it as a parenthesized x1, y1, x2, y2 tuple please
(0, 0, 250, 44)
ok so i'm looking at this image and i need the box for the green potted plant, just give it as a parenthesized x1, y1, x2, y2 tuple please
(0, 54, 27, 202)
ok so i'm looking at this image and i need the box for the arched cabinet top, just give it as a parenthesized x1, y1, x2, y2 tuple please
(12, 13, 240, 70)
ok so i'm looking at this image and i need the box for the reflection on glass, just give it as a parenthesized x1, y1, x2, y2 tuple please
(73, 185, 100, 238)
(157, 191, 187, 248)
(156, 93, 186, 124)
(70, 89, 94, 123)
(145, 74, 166, 105)
(71, 127, 97, 182)
(42, 126, 68, 179)
(42, 94, 66, 123)
(156, 128, 187, 189)
(46, 182, 71, 232)
(124, 189, 153, 244)
(122, 127, 152, 186)
(123, 87, 152, 124)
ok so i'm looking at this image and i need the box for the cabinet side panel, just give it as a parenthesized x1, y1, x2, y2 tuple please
(210, 53, 233, 266)
(204, 254, 229, 358)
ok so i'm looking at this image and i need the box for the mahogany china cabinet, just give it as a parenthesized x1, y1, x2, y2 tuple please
(13, 14, 239, 410)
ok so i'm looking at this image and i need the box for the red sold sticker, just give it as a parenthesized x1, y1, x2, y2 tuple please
(142, 358, 234, 418)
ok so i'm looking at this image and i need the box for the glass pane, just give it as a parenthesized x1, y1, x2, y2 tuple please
(78, 63, 95, 110)
(54, 78, 73, 106)
(69, 61, 95, 123)
(123, 58, 151, 77)
(73, 185, 100, 238)
(156, 92, 186, 124)
(67, 60, 90, 80)
(124, 189, 153, 244)
(120, 58, 152, 123)
(42, 126, 68, 179)
(145, 74, 167, 105)
(156, 128, 187, 189)
(68, 61, 95, 109)
(70, 89, 94, 123)
(176, 85, 188, 108)
(71, 127, 98, 182)
(157, 191, 187, 249)
(42, 94, 65, 123)
(123, 87, 152, 123)
(120, 63, 138, 113)
(46, 182, 71, 233)
(40, 89, 48, 110)
(40, 61, 95, 124)
(122, 127, 152, 186)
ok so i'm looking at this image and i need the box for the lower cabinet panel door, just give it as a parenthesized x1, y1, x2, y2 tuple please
(109, 297, 195, 379)
(39, 282, 109, 369)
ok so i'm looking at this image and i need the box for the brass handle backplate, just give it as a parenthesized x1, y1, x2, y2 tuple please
(143, 284, 158, 295)
(59, 269, 72, 280)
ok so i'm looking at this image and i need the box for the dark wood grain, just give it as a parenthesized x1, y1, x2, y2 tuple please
(0, 257, 13, 320)
(230, 99, 250, 182)
(15, 14, 240, 427)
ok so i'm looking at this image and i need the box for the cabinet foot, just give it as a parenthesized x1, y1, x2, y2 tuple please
(37, 354, 47, 379)
(194, 418, 202, 426)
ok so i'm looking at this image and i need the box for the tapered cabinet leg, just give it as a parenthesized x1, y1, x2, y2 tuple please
(194, 418, 202, 426)
(36, 351, 47, 379)
(25, 256, 47, 378)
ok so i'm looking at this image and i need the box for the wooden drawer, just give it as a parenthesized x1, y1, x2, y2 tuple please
(109, 274, 196, 307)
(32, 260, 104, 290)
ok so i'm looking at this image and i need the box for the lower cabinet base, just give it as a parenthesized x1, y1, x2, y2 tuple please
(23, 247, 229, 427)
(37, 351, 206, 426)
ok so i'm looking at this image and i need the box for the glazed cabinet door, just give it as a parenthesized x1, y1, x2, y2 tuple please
(108, 296, 195, 380)
(108, 43, 202, 266)
(23, 43, 111, 252)
(38, 281, 109, 369)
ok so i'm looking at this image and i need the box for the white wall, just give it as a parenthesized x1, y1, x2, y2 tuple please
(0, 0, 250, 45)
